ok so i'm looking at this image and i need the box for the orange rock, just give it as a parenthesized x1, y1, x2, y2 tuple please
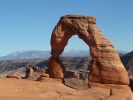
(90, 82, 133, 100)
(36, 73, 50, 81)
(46, 56, 66, 79)
(36, 76, 48, 82)
(6, 74, 21, 79)
(36, 76, 63, 83)
(40, 73, 49, 78)
(46, 15, 129, 85)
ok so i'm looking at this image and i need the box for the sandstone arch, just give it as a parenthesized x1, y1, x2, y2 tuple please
(46, 15, 129, 85)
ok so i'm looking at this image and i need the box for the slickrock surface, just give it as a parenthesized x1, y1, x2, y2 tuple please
(0, 78, 132, 100)
(46, 15, 129, 85)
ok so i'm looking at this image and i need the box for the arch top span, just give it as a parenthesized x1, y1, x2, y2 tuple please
(60, 15, 96, 24)
(50, 15, 98, 58)
(46, 15, 129, 85)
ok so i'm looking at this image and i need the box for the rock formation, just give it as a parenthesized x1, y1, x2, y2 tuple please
(46, 15, 129, 85)
(6, 73, 21, 79)
(25, 65, 34, 78)
(36, 73, 49, 81)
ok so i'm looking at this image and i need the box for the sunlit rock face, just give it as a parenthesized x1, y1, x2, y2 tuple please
(46, 15, 129, 85)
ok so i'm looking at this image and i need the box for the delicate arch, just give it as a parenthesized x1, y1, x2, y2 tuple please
(46, 15, 129, 85)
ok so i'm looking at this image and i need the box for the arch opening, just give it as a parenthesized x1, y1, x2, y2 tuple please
(61, 35, 89, 57)
(59, 35, 91, 80)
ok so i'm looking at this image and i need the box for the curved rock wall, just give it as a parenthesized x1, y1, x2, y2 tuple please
(46, 15, 129, 85)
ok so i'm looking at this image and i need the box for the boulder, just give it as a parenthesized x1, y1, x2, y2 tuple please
(36, 73, 49, 81)
(6, 73, 21, 79)
(40, 73, 49, 78)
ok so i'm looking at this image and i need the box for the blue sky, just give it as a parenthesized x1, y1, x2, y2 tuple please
(0, 0, 133, 56)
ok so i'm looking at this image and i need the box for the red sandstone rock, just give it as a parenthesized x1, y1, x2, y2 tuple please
(90, 82, 133, 100)
(36, 73, 50, 81)
(36, 76, 63, 83)
(46, 56, 66, 79)
(40, 73, 49, 78)
(6, 74, 21, 79)
(46, 15, 129, 85)
(36, 76, 48, 82)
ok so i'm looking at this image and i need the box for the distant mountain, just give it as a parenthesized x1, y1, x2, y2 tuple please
(62, 49, 127, 57)
(0, 49, 128, 60)
(121, 51, 133, 77)
(0, 50, 50, 60)
(117, 50, 128, 56)
(62, 50, 89, 57)
(0, 50, 89, 60)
